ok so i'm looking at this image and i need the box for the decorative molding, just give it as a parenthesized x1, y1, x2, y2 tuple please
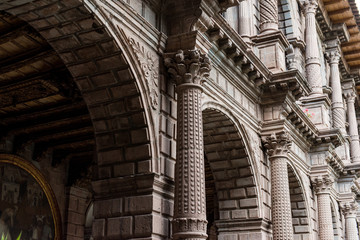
(164, 49, 211, 86)
(128, 37, 159, 109)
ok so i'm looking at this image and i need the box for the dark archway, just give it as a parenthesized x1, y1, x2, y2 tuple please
(288, 165, 311, 239)
(203, 108, 261, 239)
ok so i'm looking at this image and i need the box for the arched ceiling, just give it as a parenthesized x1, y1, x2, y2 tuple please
(0, 12, 95, 170)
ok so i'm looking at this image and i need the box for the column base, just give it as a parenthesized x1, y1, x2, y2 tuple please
(172, 218, 208, 240)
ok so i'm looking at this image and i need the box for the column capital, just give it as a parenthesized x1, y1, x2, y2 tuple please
(311, 175, 334, 194)
(325, 49, 340, 65)
(345, 92, 356, 103)
(262, 132, 291, 158)
(341, 201, 359, 217)
(164, 49, 211, 86)
(302, 0, 318, 14)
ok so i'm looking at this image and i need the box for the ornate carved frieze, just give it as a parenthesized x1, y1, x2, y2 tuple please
(311, 175, 334, 194)
(262, 132, 291, 158)
(128, 37, 159, 109)
(164, 49, 211, 86)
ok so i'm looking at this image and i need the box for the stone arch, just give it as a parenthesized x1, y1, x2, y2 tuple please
(287, 164, 311, 239)
(0, 0, 153, 176)
(202, 105, 263, 238)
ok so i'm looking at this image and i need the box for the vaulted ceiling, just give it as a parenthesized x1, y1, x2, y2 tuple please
(0, 12, 95, 183)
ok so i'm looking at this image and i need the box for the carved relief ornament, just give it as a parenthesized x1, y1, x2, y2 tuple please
(261, 132, 291, 158)
(128, 37, 159, 109)
(164, 49, 211, 86)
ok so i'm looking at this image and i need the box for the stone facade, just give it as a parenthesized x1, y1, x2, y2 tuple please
(1, 0, 360, 239)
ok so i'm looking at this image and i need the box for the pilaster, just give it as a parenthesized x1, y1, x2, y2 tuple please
(311, 175, 335, 240)
(262, 132, 293, 240)
(164, 49, 211, 240)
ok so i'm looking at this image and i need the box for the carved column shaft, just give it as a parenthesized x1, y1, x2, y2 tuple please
(260, 0, 278, 33)
(346, 93, 360, 162)
(328, 50, 345, 132)
(342, 202, 359, 240)
(317, 194, 334, 240)
(263, 133, 293, 240)
(165, 50, 210, 240)
(312, 176, 334, 240)
(304, 0, 323, 95)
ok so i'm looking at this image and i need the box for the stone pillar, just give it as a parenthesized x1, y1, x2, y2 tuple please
(262, 133, 293, 240)
(342, 202, 359, 240)
(346, 92, 360, 163)
(303, 0, 323, 95)
(327, 49, 346, 133)
(312, 176, 334, 240)
(260, 0, 278, 33)
(165, 49, 211, 240)
(239, 1, 251, 43)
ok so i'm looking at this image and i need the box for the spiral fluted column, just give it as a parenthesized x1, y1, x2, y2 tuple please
(165, 49, 211, 240)
(262, 133, 293, 240)
(342, 202, 359, 240)
(312, 176, 334, 240)
(327, 49, 346, 133)
(303, 0, 323, 95)
(346, 92, 360, 163)
(260, 0, 278, 33)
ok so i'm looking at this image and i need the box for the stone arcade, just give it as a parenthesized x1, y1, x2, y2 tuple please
(1, 0, 360, 239)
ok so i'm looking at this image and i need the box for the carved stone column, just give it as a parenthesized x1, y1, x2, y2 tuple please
(165, 49, 211, 240)
(312, 176, 334, 240)
(260, 0, 278, 33)
(303, 0, 323, 95)
(346, 92, 360, 163)
(262, 133, 293, 240)
(239, 1, 251, 43)
(327, 49, 346, 133)
(342, 202, 359, 240)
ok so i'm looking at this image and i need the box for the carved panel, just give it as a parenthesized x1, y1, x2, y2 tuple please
(128, 37, 159, 109)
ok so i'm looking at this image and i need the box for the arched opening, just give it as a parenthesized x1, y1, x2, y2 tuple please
(203, 108, 261, 239)
(288, 165, 310, 239)
(0, 0, 153, 238)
